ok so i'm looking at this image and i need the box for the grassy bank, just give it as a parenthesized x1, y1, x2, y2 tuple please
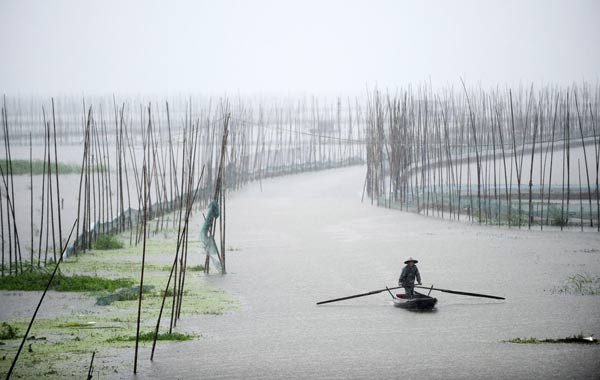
(0, 233, 237, 379)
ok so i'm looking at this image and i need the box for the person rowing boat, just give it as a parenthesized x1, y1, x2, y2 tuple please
(398, 257, 421, 298)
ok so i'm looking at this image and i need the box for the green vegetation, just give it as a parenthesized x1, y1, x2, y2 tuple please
(93, 234, 124, 250)
(0, 270, 133, 292)
(56, 322, 97, 328)
(0, 322, 20, 340)
(187, 264, 205, 272)
(505, 334, 598, 344)
(551, 273, 600, 295)
(0, 233, 237, 379)
(506, 337, 538, 344)
(549, 208, 569, 227)
(106, 331, 194, 343)
(0, 159, 104, 175)
(52, 274, 133, 292)
(158, 264, 205, 272)
(486, 211, 529, 227)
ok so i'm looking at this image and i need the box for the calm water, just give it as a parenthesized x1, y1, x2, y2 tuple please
(130, 166, 600, 380)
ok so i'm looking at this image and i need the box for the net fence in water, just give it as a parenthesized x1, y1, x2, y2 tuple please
(379, 185, 599, 229)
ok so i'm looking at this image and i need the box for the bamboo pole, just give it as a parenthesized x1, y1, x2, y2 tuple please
(574, 91, 593, 227)
(527, 109, 539, 229)
(51, 99, 63, 252)
(579, 159, 583, 231)
(1, 168, 4, 276)
(133, 106, 152, 375)
(29, 132, 34, 268)
(546, 94, 559, 226)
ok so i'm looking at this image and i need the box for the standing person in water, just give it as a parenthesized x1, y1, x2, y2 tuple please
(398, 257, 421, 298)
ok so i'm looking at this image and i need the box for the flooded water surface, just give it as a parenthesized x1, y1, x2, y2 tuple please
(131, 166, 600, 380)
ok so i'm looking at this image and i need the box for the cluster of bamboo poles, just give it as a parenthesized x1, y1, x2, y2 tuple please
(1, 97, 67, 275)
(149, 114, 230, 368)
(5, 94, 367, 375)
(1, 96, 365, 274)
(365, 83, 599, 230)
(1, 97, 84, 145)
(1, 96, 22, 275)
(131, 102, 208, 373)
(2, 95, 364, 376)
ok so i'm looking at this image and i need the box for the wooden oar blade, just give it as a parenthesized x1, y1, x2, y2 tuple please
(316, 286, 402, 305)
(316, 290, 381, 305)
(438, 289, 505, 300)
(415, 285, 505, 300)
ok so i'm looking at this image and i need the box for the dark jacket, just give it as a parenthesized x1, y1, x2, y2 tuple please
(399, 265, 421, 285)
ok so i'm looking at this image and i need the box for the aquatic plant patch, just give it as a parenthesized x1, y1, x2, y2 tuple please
(187, 264, 205, 271)
(93, 234, 124, 250)
(0, 233, 237, 379)
(505, 334, 598, 344)
(550, 273, 600, 295)
(0, 322, 20, 340)
(0, 270, 134, 292)
(0, 159, 104, 175)
(106, 331, 194, 343)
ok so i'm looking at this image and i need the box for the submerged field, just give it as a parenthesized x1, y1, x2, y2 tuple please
(1, 89, 599, 379)
(0, 232, 237, 379)
(1, 166, 599, 379)
(136, 166, 600, 380)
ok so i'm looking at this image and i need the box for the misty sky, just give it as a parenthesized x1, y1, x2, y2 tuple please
(0, 0, 598, 96)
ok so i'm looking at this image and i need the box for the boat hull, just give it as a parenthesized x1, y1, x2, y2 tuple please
(392, 292, 437, 310)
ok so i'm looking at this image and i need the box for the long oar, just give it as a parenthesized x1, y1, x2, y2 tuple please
(316, 286, 403, 305)
(414, 285, 505, 300)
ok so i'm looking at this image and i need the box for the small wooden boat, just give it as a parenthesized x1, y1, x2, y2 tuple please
(392, 291, 437, 310)
(317, 285, 502, 308)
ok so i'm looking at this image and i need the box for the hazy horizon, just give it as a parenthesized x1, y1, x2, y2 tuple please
(1, 0, 599, 96)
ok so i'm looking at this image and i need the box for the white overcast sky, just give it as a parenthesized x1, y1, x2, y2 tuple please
(0, 0, 598, 96)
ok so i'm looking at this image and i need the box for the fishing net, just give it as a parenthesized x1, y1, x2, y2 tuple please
(200, 200, 222, 272)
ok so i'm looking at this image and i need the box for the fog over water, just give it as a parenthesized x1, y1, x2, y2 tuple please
(1, 0, 599, 95)
(1, 2, 599, 380)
